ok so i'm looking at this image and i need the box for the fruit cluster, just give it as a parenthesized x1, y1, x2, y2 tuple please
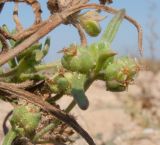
(47, 9, 140, 110)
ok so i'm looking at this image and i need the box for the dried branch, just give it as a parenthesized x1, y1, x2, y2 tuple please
(0, 33, 9, 53)
(1, 0, 42, 24)
(0, 2, 4, 13)
(13, 21, 47, 40)
(0, 2, 143, 66)
(26, 0, 42, 24)
(99, 0, 113, 5)
(13, 2, 23, 32)
(0, 13, 64, 66)
(0, 81, 96, 145)
(73, 22, 87, 47)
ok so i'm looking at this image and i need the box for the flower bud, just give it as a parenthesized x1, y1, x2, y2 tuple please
(81, 20, 101, 37)
(78, 10, 105, 37)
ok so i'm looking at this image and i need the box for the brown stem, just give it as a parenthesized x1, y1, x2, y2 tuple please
(73, 22, 87, 47)
(26, 0, 42, 24)
(2, 0, 42, 24)
(0, 33, 9, 53)
(0, 3, 143, 66)
(0, 14, 63, 66)
(0, 82, 96, 145)
(70, 3, 143, 55)
(13, 2, 23, 32)
(13, 21, 47, 40)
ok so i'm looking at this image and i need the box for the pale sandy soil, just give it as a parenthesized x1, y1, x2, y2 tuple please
(1, 71, 160, 145)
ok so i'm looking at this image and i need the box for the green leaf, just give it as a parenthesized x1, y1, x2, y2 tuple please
(17, 44, 42, 61)
(101, 9, 125, 44)
(94, 51, 116, 74)
(71, 73, 89, 110)
(42, 37, 50, 57)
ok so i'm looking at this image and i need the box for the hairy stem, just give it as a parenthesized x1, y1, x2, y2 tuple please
(2, 128, 17, 145)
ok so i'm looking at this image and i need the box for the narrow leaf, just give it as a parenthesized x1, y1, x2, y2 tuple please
(101, 9, 125, 44)
(71, 73, 89, 110)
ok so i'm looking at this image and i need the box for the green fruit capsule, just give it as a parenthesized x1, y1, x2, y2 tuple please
(10, 105, 41, 138)
(47, 73, 72, 94)
(61, 55, 72, 70)
(61, 47, 95, 73)
(104, 57, 138, 82)
(104, 63, 121, 81)
(106, 80, 126, 92)
(82, 20, 101, 37)
(57, 77, 70, 92)
(70, 53, 95, 73)
(69, 56, 82, 72)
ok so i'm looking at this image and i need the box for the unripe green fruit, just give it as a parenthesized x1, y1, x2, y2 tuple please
(10, 105, 41, 138)
(104, 57, 139, 92)
(82, 20, 101, 37)
(61, 47, 95, 74)
(57, 77, 70, 92)
(105, 57, 137, 81)
(61, 55, 72, 70)
(48, 72, 73, 94)
(106, 80, 126, 92)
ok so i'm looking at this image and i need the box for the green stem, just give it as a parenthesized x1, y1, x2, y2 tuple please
(32, 120, 59, 143)
(2, 129, 17, 145)
(65, 99, 76, 113)
(47, 93, 63, 104)
(32, 72, 97, 143)
(34, 61, 61, 72)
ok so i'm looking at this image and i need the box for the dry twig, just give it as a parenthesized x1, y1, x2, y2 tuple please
(13, 2, 23, 32)
(73, 22, 87, 46)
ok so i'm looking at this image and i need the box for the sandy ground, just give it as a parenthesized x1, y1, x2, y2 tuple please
(1, 71, 160, 145)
